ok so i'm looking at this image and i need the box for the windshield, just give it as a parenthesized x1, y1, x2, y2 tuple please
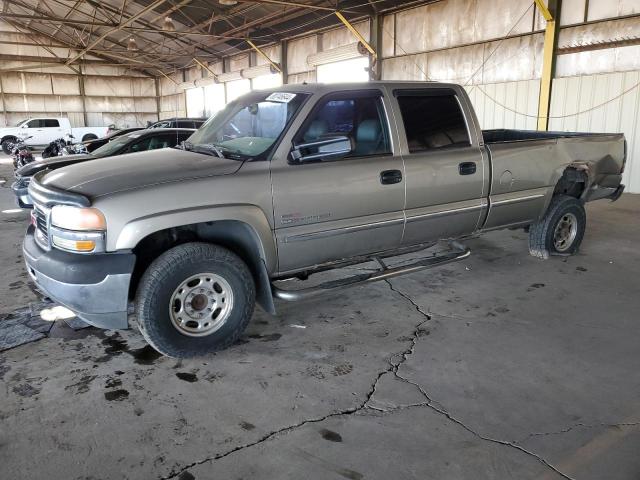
(92, 132, 141, 157)
(184, 91, 308, 161)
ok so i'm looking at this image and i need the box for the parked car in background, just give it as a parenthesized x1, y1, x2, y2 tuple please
(21, 82, 626, 358)
(1, 118, 111, 154)
(148, 117, 208, 129)
(77, 127, 145, 153)
(12, 128, 194, 208)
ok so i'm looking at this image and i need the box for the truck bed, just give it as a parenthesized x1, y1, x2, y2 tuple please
(480, 128, 625, 232)
(483, 129, 617, 144)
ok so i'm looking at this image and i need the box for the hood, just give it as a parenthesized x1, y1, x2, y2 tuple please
(41, 148, 244, 198)
(17, 153, 94, 178)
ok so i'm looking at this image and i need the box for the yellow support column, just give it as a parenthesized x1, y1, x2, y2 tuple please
(536, 0, 561, 131)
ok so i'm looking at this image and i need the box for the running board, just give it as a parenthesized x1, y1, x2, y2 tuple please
(272, 241, 471, 302)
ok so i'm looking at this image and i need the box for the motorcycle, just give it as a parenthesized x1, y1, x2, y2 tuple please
(62, 138, 88, 155)
(11, 135, 35, 169)
(42, 134, 77, 158)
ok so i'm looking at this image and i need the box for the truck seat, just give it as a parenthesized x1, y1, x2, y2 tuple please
(303, 120, 329, 142)
(354, 119, 383, 155)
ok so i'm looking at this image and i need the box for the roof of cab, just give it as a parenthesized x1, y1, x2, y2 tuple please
(264, 81, 461, 96)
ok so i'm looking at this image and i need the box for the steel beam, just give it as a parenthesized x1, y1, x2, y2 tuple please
(65, 0, 167, 65)
(369, 13, 383, 80)
(247, 39, 282, 73)
(193, 57, 219, 80)
(335, 11, 376, 57)
(537, 0, 561, 131)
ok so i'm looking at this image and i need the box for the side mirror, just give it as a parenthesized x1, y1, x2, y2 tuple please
(291, 136, 353, 163)
(22, 124, 28, 129)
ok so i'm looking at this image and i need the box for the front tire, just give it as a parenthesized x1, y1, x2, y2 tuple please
(135, 242, 255, 358)
(528, 195, 586, 259)
(2, 138, 16, 155)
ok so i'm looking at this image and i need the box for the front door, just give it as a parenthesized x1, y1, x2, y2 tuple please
(272, 90, 405, 274)
(392, 88, 487, 246)
(23, 119, 63, 145)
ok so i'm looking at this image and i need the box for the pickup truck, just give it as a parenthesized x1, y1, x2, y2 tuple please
(22, 82, 626, 358)
(1, 117, 111, 154)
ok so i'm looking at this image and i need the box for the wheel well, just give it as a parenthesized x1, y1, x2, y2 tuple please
(129, 220, 275, 314)
(554, 167, 588, 199)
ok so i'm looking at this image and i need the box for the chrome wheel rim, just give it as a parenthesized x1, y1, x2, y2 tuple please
(169, 273, 234, 337)
(553, 213, 578, 252)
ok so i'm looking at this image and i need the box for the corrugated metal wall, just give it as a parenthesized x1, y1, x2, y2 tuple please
(465, 80, 541, 130)
(549, 71, 640, 192)
(0, 20, 159, 129)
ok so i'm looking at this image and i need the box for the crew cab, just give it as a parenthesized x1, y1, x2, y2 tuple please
(1, 117, 111, 154)
(23, 82, 626, 358)
(13, 128, 194, 208)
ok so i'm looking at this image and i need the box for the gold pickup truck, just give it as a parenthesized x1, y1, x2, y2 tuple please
(23, 82, 626, 357)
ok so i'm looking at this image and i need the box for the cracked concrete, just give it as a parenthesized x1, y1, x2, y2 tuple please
(1, 156, 639, 480)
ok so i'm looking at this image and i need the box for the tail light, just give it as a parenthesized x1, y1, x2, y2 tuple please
(621, 139, 627, 174)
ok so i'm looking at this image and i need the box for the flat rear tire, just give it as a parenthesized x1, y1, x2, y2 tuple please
(528, 195, 586, 259)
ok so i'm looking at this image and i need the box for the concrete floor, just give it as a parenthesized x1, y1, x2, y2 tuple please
(0, 156, 639, 480)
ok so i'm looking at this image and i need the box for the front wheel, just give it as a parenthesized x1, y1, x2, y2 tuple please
(2, 138, 16, 155)
(528, 195, 586, 259)
(135, 242, 256, 358)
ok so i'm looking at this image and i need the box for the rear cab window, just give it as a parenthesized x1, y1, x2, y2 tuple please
(394, 89, 470, 153)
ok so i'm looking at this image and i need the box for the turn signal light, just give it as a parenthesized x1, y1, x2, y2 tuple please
(51, 236, 96, 252)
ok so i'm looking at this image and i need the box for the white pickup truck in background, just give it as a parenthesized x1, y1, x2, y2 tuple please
(0, 117, 112, 154)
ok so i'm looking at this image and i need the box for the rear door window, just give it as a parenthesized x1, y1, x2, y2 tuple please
(43, 119, 60, 127)
(395, 92, 470, 152)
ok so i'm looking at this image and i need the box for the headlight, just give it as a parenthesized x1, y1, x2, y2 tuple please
(51, 206, 106, 231)
(50, 206, 106, 253)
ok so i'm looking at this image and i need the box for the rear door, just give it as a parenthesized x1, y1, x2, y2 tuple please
(42, 119, 64, 143)
(392, 87, 488, 246)
(271, 89, 405, 274)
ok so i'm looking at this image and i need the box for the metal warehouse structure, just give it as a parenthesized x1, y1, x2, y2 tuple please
(0, 0, 639, 191)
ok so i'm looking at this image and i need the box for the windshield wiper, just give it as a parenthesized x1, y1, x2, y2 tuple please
(178, 140, 192, 151)
(179, 141, 224, 158)
(201, 143, 226, 158)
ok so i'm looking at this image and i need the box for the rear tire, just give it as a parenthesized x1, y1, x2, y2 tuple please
(82, 133, 98, 141)
(135, 242, 255, 358)
(528, 195, 586, 259)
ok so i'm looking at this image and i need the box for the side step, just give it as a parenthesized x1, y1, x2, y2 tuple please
(272, 241, 471, 302)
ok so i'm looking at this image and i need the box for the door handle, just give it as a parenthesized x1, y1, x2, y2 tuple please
(380, 169, 402, 185)
(459, 162, 477, 175)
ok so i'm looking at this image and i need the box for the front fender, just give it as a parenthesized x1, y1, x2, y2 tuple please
(1, 131, 19, 142)
(113, 205, 277, 272)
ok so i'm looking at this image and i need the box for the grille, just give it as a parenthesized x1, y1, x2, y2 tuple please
(34, 207, 49, 246)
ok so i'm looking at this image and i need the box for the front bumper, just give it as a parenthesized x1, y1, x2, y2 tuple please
(23, 226, 135, 330)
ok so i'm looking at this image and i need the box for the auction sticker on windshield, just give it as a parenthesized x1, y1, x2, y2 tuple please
(266, 92, 296, 103)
